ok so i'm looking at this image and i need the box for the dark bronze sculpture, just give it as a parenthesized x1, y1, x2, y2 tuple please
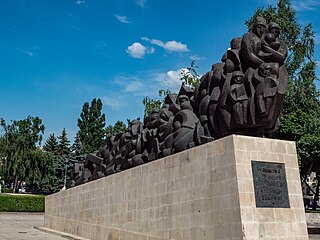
(67, 17, 288, 188)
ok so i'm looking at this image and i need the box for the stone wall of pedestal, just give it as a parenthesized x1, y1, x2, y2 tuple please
(44, 135, 308, 240)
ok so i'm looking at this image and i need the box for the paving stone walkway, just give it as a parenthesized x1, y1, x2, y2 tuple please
(0, 213, 66, 240)
(0, 212, 319, 239)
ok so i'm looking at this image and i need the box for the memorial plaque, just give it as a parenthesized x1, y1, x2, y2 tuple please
(251, 161, 290, 208)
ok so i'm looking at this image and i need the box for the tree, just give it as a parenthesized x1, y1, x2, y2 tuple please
(57, 128, 71, 157)
(0, 116, 45, 193)
(43, 133, 59, 154)
(71, 132, 83, 156)
(142, 90, 170, 117)
(77, 98, 106, 153)
(106, 120, 127, 138)
(69, 132, 86, 164)
(247, 0, 320, 209)
(50, 128, 72, 191)
(42, 130, 84, 193)
(180, 60, 201, 89)
(26, 148, 55, 194)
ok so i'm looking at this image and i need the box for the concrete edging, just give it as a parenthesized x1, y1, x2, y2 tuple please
(34, 226, 90, 240)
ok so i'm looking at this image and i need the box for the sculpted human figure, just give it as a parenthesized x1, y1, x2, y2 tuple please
(227, 71, 249, 126)
(226, 37, 243, 73)
(264, 22, 280, 50)
(172, 108, 198, 152)
(241, 16, 268, 70)
(156, 108, 174, 141)
(253, 63, 279, 117)
(156, 108, 175, 156)
(260, 22, 288, 64)
(177, 95, 193, 111)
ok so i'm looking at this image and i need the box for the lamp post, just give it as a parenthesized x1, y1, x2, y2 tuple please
(61, 157, 67, 191)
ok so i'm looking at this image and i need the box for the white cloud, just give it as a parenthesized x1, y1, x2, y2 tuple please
(93, 41, 115, 58)
(136, 0, 146, 8)
(32, 73, 98, 95)
(25, 51, 34, 57)
(147, 47, 155, 54)
(124, 80, 143, 92)
(164, 41, 189, 52)
(153, 68, 201, 93)
(152, 69, 183, 93)
(15, 46, 38, 57)
(102, 95, 125, 110)
(126, 42, 154, 58)
(113, 75, 149, 96)
(126, 42, 146, 58)
(189, 55, 205, 61)
(75, 0, 86, 6)
(115, 15, 132, 24)
(292, 0, 320, 11)
(142, 37, 189, 52)
(66, 13, 80, 31)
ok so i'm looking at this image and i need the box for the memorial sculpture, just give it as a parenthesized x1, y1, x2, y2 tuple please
(67, 16, 288, 188)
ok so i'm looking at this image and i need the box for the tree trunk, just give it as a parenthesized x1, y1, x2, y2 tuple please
(12, 175, 18, 193)
(16, 180, 22, 193)
(312, 171, 320, 210)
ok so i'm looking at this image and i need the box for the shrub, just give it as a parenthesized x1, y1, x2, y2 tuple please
(0, 194, 45, 212)
(1, 188, 13, 193)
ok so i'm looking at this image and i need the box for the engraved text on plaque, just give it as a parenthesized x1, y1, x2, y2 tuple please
(251, 161, 290, 208)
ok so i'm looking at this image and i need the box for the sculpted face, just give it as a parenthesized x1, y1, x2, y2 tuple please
(264, 67, 272, 76)
(232, 75, 244, 84)
(231, 71, 245, 84)
(156, 108, 172, 128)
(254, 24, 266, 38)
(269, 27, 280, 38)
(265, 33, 276, 43)
(259, 63, 273, 77)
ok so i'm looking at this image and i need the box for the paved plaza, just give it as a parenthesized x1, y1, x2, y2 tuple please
(0, 213, 66, 240)
(0, 213, 319, 239)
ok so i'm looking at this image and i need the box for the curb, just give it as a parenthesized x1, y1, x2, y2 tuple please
(34, 227, 90, 240)
(0, 212, 44, 215)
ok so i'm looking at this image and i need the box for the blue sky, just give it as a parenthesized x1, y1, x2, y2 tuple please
(0, 0, 319, 144)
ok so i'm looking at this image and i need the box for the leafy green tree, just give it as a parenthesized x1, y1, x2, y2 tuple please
(106, 120, 127, 138)
(180, 60, 201, 89)
(77, 98, 106, 153)
(142, 90, 170, 117)
(247, 0, 320, 209)
(0, 116, 45, 193)
(26, 148, 55, 194)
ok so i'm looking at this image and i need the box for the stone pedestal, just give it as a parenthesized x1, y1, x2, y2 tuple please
(44, 135, 308, 239)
